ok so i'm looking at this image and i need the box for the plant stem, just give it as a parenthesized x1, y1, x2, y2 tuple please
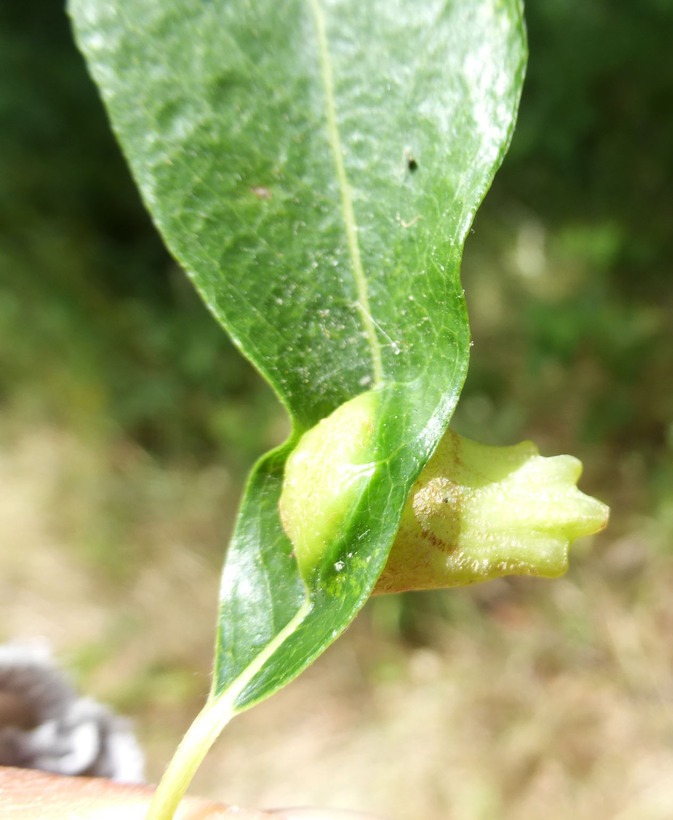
(144, 691, 235, 820)
(145, 599, 311, 820)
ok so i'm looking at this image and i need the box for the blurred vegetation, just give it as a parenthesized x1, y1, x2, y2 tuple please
(2, 0, 672, 486)
(456, 0, 673, 532)
(0, 0, 280, 471)
(1, 0, 671, 567)
(2, 1, 673, 817)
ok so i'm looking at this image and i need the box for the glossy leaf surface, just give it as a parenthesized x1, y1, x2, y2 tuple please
(70, 0, 526, 711)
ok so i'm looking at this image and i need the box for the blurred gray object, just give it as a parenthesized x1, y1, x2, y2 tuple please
(0, 642, 144, 783)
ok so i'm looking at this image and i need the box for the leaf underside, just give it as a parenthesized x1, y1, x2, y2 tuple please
(70, 0, 526, 712)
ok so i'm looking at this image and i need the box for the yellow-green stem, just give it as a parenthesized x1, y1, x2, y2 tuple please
(146, 600, 311, 820)
(144, 691, 235, 820)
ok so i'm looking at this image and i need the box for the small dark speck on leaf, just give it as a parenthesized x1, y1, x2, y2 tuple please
(405, 147, 418, 172)
(442, 497, 449, 503)
(250, 186, 271, 200)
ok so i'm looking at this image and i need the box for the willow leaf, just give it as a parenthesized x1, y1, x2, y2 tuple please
(70, 0, 526, 728)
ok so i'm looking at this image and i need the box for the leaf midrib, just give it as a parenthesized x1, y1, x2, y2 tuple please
(308, 0, 384, 390)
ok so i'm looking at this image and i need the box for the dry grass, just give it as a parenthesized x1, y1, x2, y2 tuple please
(1, 422, 672, 819)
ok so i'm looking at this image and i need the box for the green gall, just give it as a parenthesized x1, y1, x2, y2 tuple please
(375, 431, 609, 593)
(279, 391, 379, 582)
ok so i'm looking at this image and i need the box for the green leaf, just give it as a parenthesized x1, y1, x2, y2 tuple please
(70, 0, 525, 740)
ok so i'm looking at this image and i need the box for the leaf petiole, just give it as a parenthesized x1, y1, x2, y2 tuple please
(146, 599, 312, 820)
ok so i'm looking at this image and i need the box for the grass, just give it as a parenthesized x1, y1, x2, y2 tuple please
(3, 3, 672, 814)
(2, 198, 671, 820)
(1, 413, 672, 820)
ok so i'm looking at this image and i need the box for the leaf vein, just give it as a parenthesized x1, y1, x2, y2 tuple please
(308, 0, 384, 389)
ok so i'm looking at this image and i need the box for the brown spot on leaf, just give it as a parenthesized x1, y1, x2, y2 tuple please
(249, 186, 271, 200)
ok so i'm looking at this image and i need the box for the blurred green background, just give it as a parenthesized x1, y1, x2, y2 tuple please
(1, 1, 672, 818)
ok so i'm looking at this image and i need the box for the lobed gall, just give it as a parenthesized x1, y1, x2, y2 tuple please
(375, 431, 609, 593)
(279, 391, 379, 583)
(280, 397, 609, 593)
